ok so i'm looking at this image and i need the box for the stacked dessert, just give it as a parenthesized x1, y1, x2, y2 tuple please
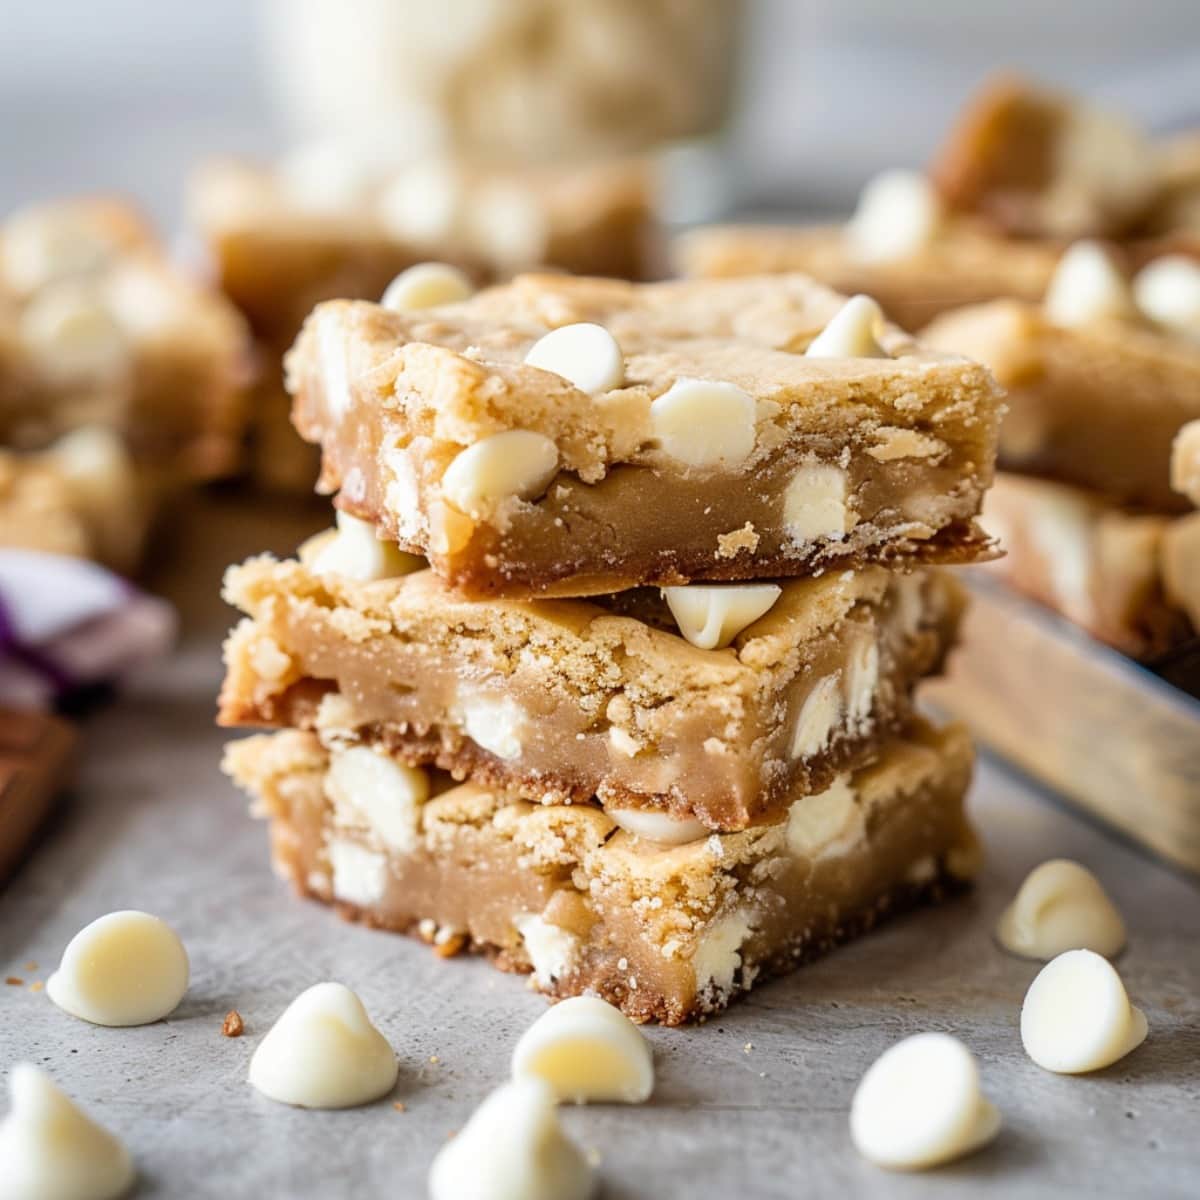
(219, 269, 1004, 1022)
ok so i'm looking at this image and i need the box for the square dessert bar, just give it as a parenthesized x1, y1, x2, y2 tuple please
(286, 273, 1004, 597)
(219, 551, 963, 832)
(983, 473, 1197, 660)
(923, 286, 1200, 512)
(223, 720, 978, 1024)
(676, 221, 1058, 333)
(0, 199, 250, 480)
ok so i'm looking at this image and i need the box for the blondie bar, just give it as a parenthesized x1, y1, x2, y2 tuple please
(223, 720, 977, 1024)
(286, 273, 1003, 596)
(0, 199, 250, 479)
(218, 548, 963, 832)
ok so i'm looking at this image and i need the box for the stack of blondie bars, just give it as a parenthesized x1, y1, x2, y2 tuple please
(219, 270, 1004, 1022)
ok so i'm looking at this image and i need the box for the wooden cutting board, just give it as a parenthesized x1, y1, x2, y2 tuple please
(928, 578, 1200, 875)
(0, 709, 75, 883)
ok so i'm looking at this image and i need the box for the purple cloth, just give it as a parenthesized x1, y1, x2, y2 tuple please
(0, 550, 176, 709)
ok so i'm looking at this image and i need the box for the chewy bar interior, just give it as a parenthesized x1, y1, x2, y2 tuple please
(286, 272, 1004, 598)
(0, 199, 249, 480)
(223, 719, 978, 1025)
(218, 552, 964, 833)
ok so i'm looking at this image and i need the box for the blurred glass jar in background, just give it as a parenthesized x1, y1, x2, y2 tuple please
(261, 0, 742, 221)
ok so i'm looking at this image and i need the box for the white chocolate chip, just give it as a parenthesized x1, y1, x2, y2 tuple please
(376, 160, 463, 247)
(278, 140, 380, 211)
(0, 1064, 135, 1200)
(523, 323, 625, 394)
(1020, 949, 1147, 1074)
(790, 674, 843, 759)
(607, 726, 642, 759)
(18, 281, 128, 382)
(380, 262, 474, 312)
(311, 511, 425, 582)
(326, 746, 429, 855)
(846, 169, 942, 263)
(1043, 240, 1135, 327)
(249, 982, 398, 1108)
(805, 295, 888, 358)
(693, 909, 754, 999)
(661, 583, 782, 650)
(607, 807, 708, 845)
(843, 636, 879, 729)
(428, 1079, 594, 1200)
(317, 309, 353, 419)
(516, 914, 580, 988)
(329, 839, 388, 907)
(441, 430, 559, 521)
(0, 209, 122, 294)
(996, 859, 1126, 960)
(850, 1033, 1000, 1170)
(46, 911, 189, 1028)
(785, 776, 860, 858)
(649, 378, 756, 469)
(466, 182, 548, 270)
(1132, 255, 1200, 339)
(781, 464, 852, 544)
(511, 995, 654, 1105)
(460, 693, 526, 761)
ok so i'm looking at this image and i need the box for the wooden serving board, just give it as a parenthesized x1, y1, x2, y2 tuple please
(0, 709, 75, 884)
(928, 577, 1200, 876)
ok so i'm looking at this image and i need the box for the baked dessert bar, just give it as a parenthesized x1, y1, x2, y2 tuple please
(676, 177, 1058, 333)
(0, 199, 250, 479)
(0, 428, 148, 572)
(286, 273, 1003, 597)
(223, 720, 978, 1024)
(982, 473, 1195, 660)
(1173, 420, 1200, 508)
(0, 709, 74, 884)
(923, 244, 1200, 512)
(219, 549, 963, 832)
(929, 74, 1158, 240)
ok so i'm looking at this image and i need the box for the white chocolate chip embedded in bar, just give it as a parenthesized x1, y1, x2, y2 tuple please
(1020, 949, 1147, 1074)
(805, 295, 889, 358)
(428, 1079, 595, 1200)
(524, 322, 625, 394)
(782, 464, 853, 545)
(607, 807, 708, 845)
(649, 377, 757, 469)
(995, 859, 1126, 960)
(248, 981, 398, 1108)
(380, 261, 474, 312)
(851, 1033, 1001, 1171)
(661, 583, 782, 650)
(310, 511, 425, 583)
(847, 169, 943, 264)
(511, 995, 654, 1104)
(441, 430, 560, 521)
(1043, 240, 1134, 327)
(1134, 255, 1200, 339)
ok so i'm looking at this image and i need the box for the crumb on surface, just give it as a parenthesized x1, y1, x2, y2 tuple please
(428, 1055, 440, 1065)
(23, 961, 37, 971)
(222, 1010, 245, 1038)
(393, 1101, 407, 1113)
(5, 977, 22, 986)
(29, 981, 43, 992)
(432, 932, 466, 958)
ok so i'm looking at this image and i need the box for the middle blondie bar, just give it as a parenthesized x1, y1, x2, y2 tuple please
(219, 545, 962, 832)
(286, 273, 1003, 598)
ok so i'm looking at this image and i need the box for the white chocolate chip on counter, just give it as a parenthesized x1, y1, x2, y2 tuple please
(662, 583, 782, 650)
(1133, 255, 1200, 339)
(1043, 240, 1135, 327)
(790, 674, 843, 759)
(782, 464, 852, 544)
(850, 1033, 1001, 1171)
(996, 859, 1126, 960)
(847, 169, 943, 263)
(607, 807, 708, 845)
(1020, 949, 1148, 1074)
(47, 910, 189, 1027)
(523, 323, 625, 395)
(0, 1064, 135, 1200)
(805, 295, 889, 358)
(380, 262, 474, 312)
(248, 982, 398, 1108)
(512, 995, 654, 1105)
(326, 745, 429, 855)
(310, 510, 424, 582)
(428, 1079, 595, 1200)
(441, 430, 560, 520)
(649, 378, 757, 469)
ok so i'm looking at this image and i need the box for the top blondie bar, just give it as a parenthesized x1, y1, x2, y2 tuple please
(287, 272, 1004, 598)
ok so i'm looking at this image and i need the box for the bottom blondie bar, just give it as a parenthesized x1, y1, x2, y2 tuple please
(223, 720, 977, 1024)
